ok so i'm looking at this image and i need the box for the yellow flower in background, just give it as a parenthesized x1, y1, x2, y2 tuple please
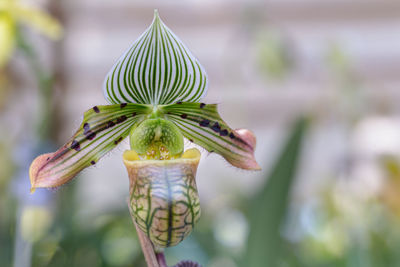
(21, 205, 53, 243)
(0, 0, 63, 67)
(0, 11, 15, 67)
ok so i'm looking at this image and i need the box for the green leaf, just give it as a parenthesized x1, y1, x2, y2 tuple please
(158, 102, 260, 170)
(29, 103, 152, 191)
(244, 117, 308, 267)
(103, 10, 208, 105)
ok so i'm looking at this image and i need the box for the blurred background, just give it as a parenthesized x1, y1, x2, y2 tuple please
(2, 0, 400, 266)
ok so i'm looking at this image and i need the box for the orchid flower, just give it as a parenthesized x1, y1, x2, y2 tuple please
(29, 10, 259, 248)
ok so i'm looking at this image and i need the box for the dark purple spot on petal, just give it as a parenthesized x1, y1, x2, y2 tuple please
(200, 103, 206, 108)
(93, 106, 100, 113)
(132, 112, 137, 117)
(107, 121, 115, 128)
(86, 131, 96, 140)
(46, 157, 50, 161)
(211, 122, 221, 132)
(199, 119, 210, 127)
(220, 129, 228, 136)
(177, 101, 182, 104)
(116, 115, 127, 124)
(90, 160, 96, 165)
(71, 140, 80, 151)
(229, 132, 235, 139)
(180, 114, 187, 119)
(120, 103, 127, 108)
(114, 137, 123, 145)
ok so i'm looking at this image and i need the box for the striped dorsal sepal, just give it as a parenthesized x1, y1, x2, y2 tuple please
(103, 10, 208, 105)
(29, 103, 152, 191)
(158, 102, 260, 170)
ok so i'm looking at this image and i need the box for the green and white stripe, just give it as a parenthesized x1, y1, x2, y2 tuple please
(159, 103, 260, 170)
(103, 10, 208, 105)
(30, 104, 152, 189)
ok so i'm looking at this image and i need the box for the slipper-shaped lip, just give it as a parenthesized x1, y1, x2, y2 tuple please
(123, 148, 202, 248)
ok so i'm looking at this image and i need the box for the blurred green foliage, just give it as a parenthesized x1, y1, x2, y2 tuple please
(256, 31, 293, 80)
(0, 173, 17, 266)
(30, 187, 145, 267)
(244, 117, 308, 267)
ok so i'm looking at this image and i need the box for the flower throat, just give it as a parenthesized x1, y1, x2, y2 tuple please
(129, 118, 184, 160)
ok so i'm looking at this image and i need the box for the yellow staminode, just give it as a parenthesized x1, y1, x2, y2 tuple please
(181, 148, 201, 159)
(123, 148, 200, 162)
(123, 150, 140, 161)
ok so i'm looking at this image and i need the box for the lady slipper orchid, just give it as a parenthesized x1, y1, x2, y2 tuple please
(29, 10, 260, 248)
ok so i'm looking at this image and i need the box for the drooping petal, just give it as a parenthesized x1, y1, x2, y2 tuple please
(29, 104, 152, 191)
(103, 10, 208, 105)
(158, 103, 260, 170)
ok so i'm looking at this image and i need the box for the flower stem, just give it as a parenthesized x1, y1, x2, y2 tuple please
(156, 252, 168, 267)
(128, 200, 163, 267)
(134, 222, 160, 267)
